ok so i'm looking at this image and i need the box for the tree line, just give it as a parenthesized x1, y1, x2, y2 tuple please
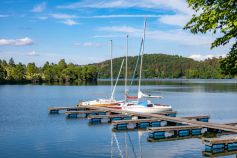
(96, 54, 232, 79)
(0, 54, 234, 84)
(0, 58, 98, 84)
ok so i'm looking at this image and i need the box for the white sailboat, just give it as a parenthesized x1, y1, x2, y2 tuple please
(121, 18, 172, 113)
(79, 40, 123, 107)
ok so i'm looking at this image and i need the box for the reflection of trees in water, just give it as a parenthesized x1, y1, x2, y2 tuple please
(98, 79, 237, 93)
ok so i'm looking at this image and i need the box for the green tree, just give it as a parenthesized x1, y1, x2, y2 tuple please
(0, 64, 6, 81)
(26, 63, 38, 80)
(13, 63, 26, 81)
(184, 0, 237, 75)
(9, 58, 15, 66)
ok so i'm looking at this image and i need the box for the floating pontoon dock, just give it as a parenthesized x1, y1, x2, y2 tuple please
(48, 105, 237, 154)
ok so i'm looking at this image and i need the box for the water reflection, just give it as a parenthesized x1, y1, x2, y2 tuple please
(1, 80, 237, 158)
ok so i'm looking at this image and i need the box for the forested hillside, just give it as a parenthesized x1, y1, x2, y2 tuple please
(0, 54, 232, 84)
(96, 54, 230, 79)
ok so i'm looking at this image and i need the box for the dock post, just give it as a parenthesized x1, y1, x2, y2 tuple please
(67, 113, 78, 118)
(197, 118, 209, 122)
(150, 131, 165, 139)
(116, 124, 128, 130)
(89, 118, 102, 123)
(138, 122, 150, 129)
(191, 129, 202, 136)
(49, 110, 59, 114)
(150, 121, 161, 127)
(178, 130, 190, 137)
(227, 143, 237, 151)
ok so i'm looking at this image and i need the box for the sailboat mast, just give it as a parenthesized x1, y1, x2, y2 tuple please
(110, 40, 113, 99)
(125, 35, 128, 102)
(138, 18, 147, 98)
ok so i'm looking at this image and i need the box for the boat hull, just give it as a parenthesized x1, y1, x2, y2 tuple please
(122, 106, 172, 114)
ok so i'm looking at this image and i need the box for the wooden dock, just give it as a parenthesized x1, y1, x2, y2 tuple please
(148, 125, 203, 132)
(49, 105, 237, 133)
(203, 136, 237, 152)
(48, 106, 93, 113)
(80, 106, 237, 133)
(49, 105, 237, 154)
(65, 110, 108, 118)
(148, 125, 203, 139)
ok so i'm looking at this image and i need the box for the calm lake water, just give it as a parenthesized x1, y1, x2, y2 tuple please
(0, 79, 237, 158)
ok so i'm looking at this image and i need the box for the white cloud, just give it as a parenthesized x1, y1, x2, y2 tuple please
(92, 14, 160, 18)
(48, 13, 78, 25)
(62, 19, 78, 25)
(38, 16, 48, 20)
(27, 51, 39, 56)
(98, 25, 214, 46)
(93, 35, 125, 38)
(74, 42, 101, 47)
(99, 26, 141, 34)
(0, 37, 34, 46)
(49, 13, 77, 19)
(84, 42, 101, 47)
(189, 54, 226, 61)
(31, 2, 46, 13)
(0, 14, 9, 18)
(159, 14, 191, 27)
(57, 0, 193, 28)
(57, 0, 191, 14)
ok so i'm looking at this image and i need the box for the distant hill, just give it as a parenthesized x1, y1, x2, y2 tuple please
(94, 53, 228, 79)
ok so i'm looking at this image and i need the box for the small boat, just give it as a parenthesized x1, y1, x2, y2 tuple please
(79, 98, 121, 106)
(121, 100, 172, 113)
(120, 18, 173, 114)
(78, 40, 123, 107)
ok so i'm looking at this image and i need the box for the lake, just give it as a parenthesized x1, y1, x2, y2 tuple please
(0, 79, 237, 158)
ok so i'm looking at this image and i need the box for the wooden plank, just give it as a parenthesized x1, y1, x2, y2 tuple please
(112, 118, 161, 124)
(182, 115, 210, 120)
(53, 105, 237, 133)
(65, 110, 108, 114)
(88, 114, 129, 119)
(148, 125, 202, 132)
(158, 111, 177, 115)
(112, 115, 210, 125)
(224, 122, 237, 126)
(203, 136, 237, 146)
(48, 106, 90, 111)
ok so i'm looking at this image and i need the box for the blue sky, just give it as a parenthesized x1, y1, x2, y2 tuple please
(0, 0, 232, 66)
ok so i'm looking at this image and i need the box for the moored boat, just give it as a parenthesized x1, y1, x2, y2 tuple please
(120, 18, 173, 114)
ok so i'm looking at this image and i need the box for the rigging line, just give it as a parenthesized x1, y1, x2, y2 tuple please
(129, 39, 143, 88)
(113, 133, 124, 158)
(110, 40, 113, 99)
(111, 131, 114, 158)
(138, 18, 147, 98)
(125, 132, 128, 158)
(111, 59, 124, 100)
(127, 132, 137, 158)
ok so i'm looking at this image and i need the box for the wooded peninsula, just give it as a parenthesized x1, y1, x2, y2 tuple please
(0, 54, 234, 84)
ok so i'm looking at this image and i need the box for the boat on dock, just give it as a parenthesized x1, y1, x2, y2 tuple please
(78, 40, 122, 107)
(120, 18, 172, 114)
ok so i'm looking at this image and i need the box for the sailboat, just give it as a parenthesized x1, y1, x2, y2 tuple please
(121, 18, 172, 113)
(79, 40, 123, 107)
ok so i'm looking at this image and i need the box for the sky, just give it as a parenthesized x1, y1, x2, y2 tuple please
(0, 0, 232, 66)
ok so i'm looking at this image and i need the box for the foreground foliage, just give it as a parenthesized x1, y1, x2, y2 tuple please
(184, 0, 237, 75)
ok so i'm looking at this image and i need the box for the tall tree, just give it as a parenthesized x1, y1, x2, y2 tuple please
(26, 63, 38, 80)
(9, 58, 15, 66)
(184, 0, 237, 75)
(0, 64, 6, 81)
